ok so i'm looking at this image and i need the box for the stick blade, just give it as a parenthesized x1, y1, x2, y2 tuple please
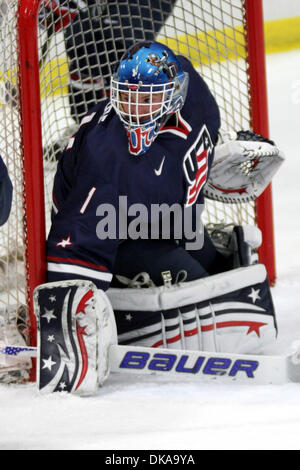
(109, 344, 300, 385)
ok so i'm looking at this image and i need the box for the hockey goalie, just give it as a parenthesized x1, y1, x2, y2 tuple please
(3, 41, 285, 393)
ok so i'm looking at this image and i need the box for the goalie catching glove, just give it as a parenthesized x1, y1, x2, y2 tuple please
(204, 130, 285, 203)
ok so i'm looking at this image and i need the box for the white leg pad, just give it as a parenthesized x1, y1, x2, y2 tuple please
(107, 264, 277, 354)
(34, 280, 117, 395)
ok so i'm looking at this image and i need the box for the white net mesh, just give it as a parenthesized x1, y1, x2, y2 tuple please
(0, 0, 26, 310)
(0, 1, 267, 378)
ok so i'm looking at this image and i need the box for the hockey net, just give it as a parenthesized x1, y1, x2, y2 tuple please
(0, 0, 274, 381)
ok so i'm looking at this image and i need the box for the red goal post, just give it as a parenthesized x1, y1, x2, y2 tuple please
(9, 0, 276, 365)
(244, 0, 276, 289)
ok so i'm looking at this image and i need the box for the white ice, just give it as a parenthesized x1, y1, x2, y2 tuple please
(0, 49, 300, 451)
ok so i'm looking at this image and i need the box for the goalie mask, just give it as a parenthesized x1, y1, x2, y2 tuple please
(110, 41, 189, 156)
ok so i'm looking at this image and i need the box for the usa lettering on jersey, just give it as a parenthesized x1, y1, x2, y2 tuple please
(183, 124, 213, 207)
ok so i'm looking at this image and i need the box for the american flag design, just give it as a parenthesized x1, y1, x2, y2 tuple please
(115, 276, 277, 353)
(0, 346, 36, 356)
(183, 124, 213, 207)
(35, 281, 98, 394)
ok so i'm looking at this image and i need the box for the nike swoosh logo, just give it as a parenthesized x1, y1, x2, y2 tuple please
(154, 156, 166, 176)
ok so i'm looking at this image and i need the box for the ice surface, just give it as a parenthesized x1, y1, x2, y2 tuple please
(0, 50, 300, 451)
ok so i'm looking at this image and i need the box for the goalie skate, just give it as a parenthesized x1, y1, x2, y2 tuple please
(34, 280, 111, 395)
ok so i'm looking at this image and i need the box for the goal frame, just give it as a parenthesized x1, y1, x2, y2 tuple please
(16, 0, 275, 372)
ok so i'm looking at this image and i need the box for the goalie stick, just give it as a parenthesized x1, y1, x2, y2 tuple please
(1, 342, 300, 386)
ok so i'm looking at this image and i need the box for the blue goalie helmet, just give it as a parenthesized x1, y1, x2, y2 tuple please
(110, 41, 189, 156)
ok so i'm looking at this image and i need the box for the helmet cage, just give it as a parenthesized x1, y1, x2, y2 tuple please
(110, 77, 185, 129)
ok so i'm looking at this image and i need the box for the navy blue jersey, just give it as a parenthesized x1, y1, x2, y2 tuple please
(47, 57, 221, 290)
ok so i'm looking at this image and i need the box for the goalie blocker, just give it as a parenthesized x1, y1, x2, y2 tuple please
(34, 264, 276, 395)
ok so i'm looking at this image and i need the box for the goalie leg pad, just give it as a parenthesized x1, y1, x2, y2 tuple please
(34, 280, 117, 395)
(107, 264, 277, 354)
